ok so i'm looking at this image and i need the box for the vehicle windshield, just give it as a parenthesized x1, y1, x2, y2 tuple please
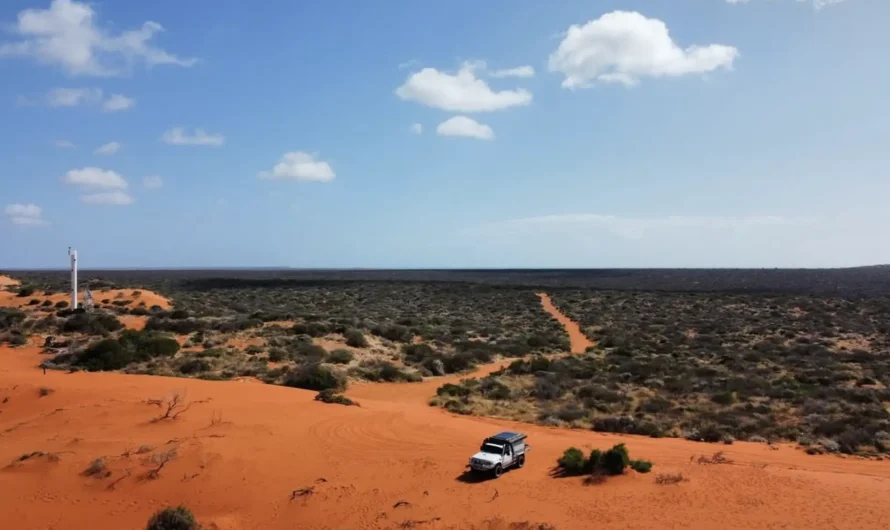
(480, 443, 504, 454)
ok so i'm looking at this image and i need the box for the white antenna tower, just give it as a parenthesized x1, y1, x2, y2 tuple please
(68, 247, 78, 310)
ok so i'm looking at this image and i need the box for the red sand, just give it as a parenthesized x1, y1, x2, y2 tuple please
(537, 293, 593, 353)
(1, 295, 888, 529)
(0, 288, 171, 311)
(0, 275, 21, 287)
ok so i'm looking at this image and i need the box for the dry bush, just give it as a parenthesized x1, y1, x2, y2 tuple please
(154, 392, 191, 421)
(83, 457, 110, 478)
(696, 451, 731, 465)
(38, 387, 54, 397)
(145, 448, 177, 479)
(655, 472, 686, 485)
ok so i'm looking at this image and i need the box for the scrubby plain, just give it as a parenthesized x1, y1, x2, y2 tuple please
(2, 268, 890, 529)
(435, 289, 890, 456)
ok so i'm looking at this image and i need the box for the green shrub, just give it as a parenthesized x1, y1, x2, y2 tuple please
(0, 308, 26, 330)
(54, 300, 69, 309)
(601, 443, 630, 475)
(62, 312, 123, 335)
(630, 459, 653, 473)
(294, 342, 326, 360)
(267, 348, 287, 362)
(354, 360, 420, 382)
(178, 358, 212, 375)
(557, 447, 587, 476)
(314, 389, 359, 406)
(344, 328, 368, 348)
(16, 286, 35, 297)
(284, 363, 346, 391)
(75, 339, 132, 371)
(119, 330, 179, 358)
(587, 449, 603, 472)
(145, 506, 199, 530)
(436, 383, 471, 398)
(327, 349, 354, 364)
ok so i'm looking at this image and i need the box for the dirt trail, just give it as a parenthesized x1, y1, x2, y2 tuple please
(537, 292, 593, 353)
(1, 294, 889, 529)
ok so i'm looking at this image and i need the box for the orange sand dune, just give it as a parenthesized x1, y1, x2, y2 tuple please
(1, 296, 889, 529)
(0, 288, 170, 311)
(0, 275, 21, 287)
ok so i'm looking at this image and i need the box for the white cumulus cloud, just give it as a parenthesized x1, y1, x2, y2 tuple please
(94, 141, 120, 155)
(102, 94, 134, 112)
(490, 65, 535, 78)
(0, 0, 196, 76)
(47, 87, 101, 107)
(258, 151, 335, 182)
(4, 203, 48, 226)
(436, 116, 495, 140)
(80, 191, 133, 205)
(143, 176, 163, 189)
(411, 123, 423, 135)
(396, 61, 532, 112)
(160, 127, 225, 147)
(548, 11, 739, 88)
(62, 166, 127, 189)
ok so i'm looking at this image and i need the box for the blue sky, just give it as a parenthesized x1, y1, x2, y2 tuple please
(1, 0, 888, 269)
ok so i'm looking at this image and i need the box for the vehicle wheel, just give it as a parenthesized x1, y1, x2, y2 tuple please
(517, 455, 525, 468)
(493, 464, 502, 478)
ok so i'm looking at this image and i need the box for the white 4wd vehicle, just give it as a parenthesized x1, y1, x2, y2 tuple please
(468, 431, 530, 478)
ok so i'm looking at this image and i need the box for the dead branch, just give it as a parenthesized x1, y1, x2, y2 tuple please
(290, 487, 314, 500)
(107, 468, 132, 490)
(393, 500, 411, 509)
(145, 448, 177, 479)
(154, 392, 192, 421)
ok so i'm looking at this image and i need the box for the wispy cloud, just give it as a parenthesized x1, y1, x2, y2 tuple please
(143, 176, 163, 189)
(94, 141, 121, 155)
(727, 0, 847, 9)
(102, 94, 135, 112)
(0, 0, 197, 76)
(160, 127, 225, 147)
(80, 191, 133, 205)
(4, 203, 48, 226)
(482, 213, 812, 239)
(47, 87, 102, 107)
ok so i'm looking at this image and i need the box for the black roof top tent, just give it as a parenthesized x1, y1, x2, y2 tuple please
(487, 431, 527, 444)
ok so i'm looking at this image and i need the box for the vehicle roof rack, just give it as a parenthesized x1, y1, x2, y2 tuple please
(488, 431, 526, 444)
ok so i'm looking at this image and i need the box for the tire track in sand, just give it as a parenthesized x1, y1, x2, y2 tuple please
(537, 292, 593, 353)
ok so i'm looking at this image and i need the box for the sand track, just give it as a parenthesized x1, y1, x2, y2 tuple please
(0, 294, 888, 529)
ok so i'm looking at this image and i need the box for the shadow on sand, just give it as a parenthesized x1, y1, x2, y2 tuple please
(455, 468, 499, 483)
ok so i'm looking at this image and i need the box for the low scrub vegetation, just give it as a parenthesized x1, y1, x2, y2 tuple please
(145, 506, 199, 530)
(49, 329, 179, 372)
(556, 443, 651, 479)
(314, 389, 359, 406)
(437, 287, 890, 456)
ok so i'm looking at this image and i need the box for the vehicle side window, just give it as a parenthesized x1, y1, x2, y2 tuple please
(506, 444, 511, 455)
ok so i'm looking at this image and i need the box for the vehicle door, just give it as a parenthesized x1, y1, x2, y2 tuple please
(502, 443, 514, 467)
